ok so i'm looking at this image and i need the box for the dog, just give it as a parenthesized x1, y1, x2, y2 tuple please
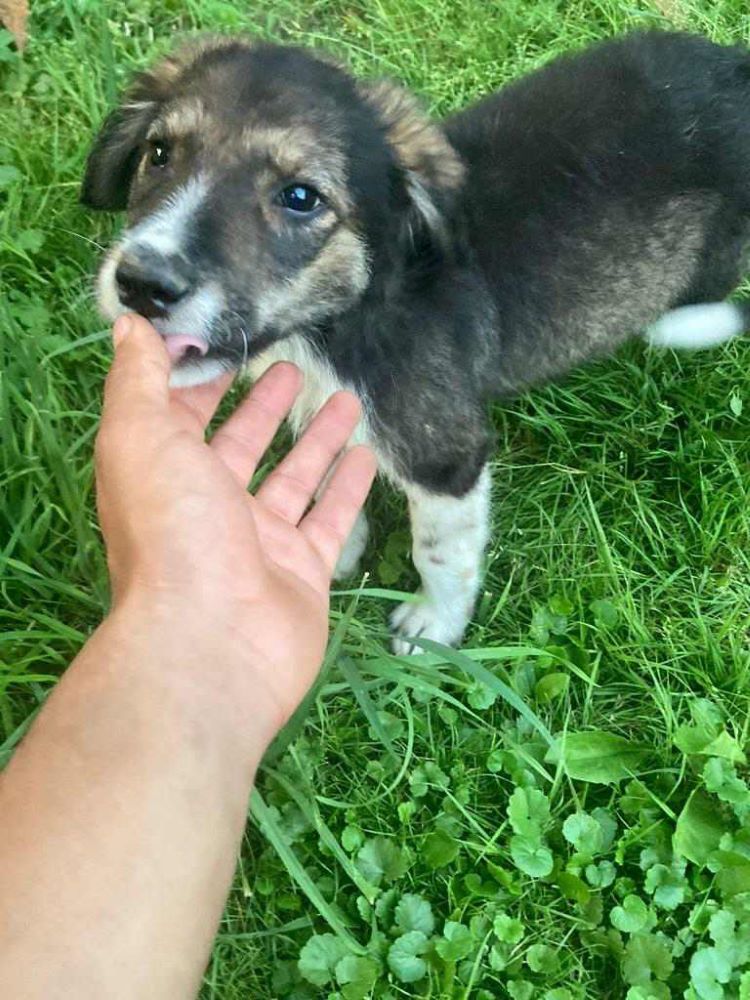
(82, 30, 750, 653)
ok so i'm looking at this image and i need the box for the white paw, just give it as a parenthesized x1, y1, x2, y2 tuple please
(333, 510, 369, 580)
(390, 595, 469, 655)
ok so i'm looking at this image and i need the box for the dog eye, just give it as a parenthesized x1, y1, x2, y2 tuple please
(148, 141, 170, 168)
(277, 184, 322, 214)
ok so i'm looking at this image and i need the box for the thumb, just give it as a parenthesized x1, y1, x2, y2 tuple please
(101, 314, 171, 428)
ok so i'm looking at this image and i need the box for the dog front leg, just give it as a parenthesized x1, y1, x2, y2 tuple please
(333, 508, 370, 579)
(313, 449, 370, 580)
(390, 465, 491, 654)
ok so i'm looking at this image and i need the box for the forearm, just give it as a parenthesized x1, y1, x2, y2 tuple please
(0, 603, 268, 1000)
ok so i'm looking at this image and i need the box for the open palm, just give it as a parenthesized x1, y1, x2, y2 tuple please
(96, 315, 376, 730)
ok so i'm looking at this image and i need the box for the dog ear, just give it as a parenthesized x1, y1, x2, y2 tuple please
(80, 50, 184, 211)
(82, 37, 248, 211)
(80, 95, 159, 211)
(359, 79, 464, 249)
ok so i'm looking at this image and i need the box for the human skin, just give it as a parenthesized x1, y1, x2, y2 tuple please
(0, 314, 376, 999)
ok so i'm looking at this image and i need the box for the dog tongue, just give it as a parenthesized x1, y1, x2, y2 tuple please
(163, 334, 209, 361)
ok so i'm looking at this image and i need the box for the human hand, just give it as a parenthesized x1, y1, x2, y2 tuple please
(95, 314, 376, 741)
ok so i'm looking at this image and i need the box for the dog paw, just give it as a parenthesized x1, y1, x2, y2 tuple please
(332, 510, 369, 580)
(390, 595, 469, 655)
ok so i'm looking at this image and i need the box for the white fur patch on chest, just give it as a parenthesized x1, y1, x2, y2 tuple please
(247, 333, 371, 447)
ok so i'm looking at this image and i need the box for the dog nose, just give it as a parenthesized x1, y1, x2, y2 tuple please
(115, 254, 191, 318)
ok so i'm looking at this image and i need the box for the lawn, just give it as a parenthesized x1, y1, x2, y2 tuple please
(2, 0, 750, 997)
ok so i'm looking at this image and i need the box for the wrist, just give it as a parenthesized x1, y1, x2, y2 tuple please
(94, 593, 285, 769)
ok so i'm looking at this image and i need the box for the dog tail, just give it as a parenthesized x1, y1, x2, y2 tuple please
(645, 301, 750, 350)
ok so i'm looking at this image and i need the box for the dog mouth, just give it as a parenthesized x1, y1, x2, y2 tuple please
(160, 333, 210, 364)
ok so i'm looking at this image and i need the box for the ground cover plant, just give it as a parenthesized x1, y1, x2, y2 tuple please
(2, 0, 750, 996)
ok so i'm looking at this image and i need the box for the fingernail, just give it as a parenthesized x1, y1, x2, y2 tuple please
(112, 314, 133, 347)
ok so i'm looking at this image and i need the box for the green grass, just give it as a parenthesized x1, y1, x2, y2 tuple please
(2, 1, 750, 997)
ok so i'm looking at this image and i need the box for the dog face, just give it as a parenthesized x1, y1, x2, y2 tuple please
(82, 38, 463, 386)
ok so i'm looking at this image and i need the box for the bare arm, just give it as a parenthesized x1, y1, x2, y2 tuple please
(0, 315, 376, 999)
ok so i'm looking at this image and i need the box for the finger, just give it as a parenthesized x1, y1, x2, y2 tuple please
(209, 363, 302, 483)
(170, 372, 234, 433)
(300, 446, 377, 575)
(255, 391, 363, 524)
(101, 314, 170, 430)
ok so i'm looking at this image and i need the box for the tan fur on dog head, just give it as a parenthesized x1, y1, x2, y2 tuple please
(360, 79, 464, 190)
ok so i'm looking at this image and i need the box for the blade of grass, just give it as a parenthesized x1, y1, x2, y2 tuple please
(402, 637, 554, 745)
(249, 789, 365, 953)
(339, 655, 399, 761)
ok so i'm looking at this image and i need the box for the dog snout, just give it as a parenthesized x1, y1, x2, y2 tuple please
(115, 251, 192, 318)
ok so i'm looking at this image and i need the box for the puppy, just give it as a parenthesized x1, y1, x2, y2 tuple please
(82, 31, 750, 652)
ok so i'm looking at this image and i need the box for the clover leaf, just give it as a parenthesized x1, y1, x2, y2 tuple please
(526, 943, 558, 973)
(644, 858, 689, 910)
(563, 812, 604, 856)
(494, 912, 525, 944)
(611, 895, 654, 934)
(387, 931, 429, 983)
(298, 934, 351, 987)
(689, 947, 732, 1000)
(510, 836, 554, 878)
(709, 909, 750, 967)
(355, 837, 408, 886)
(409, 762, 449, 798)
(585, 860, 616, 888)
(435, 921, 474, 962)
(467, 680, 496, 709)
(703, 758, 750, 813)
(394, 894, 435, 937)
(422, 828, 460, 869)
(507, 981, 535, 1000)
(508, 787, 551, 838)
(622, 933, 673, 987)
(335, 955, 380, 1000)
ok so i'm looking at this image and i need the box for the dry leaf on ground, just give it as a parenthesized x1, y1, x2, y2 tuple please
(0, 0, 29, 51)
